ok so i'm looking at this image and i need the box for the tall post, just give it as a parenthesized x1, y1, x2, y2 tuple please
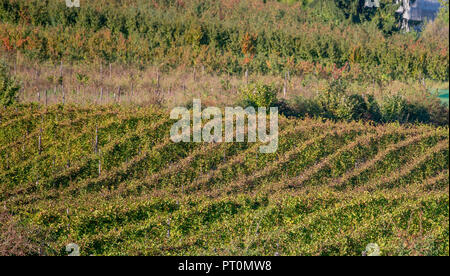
(62, 84, 65, 105)
(98, 159, 101, 176)
(98, 149, 102, 176)
(94, 126, 98, 154)
(167, 219, 171, 239)
(245, 68, 249, 84)
(38, 128, 42, 155)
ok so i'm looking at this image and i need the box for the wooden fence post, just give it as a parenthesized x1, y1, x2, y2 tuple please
(167, 219, 171, 239)
(62, 84, 65, 105)
(38, 128, 42, 155)
(98, 149, 102, 176)
(94, 126, 98, 154)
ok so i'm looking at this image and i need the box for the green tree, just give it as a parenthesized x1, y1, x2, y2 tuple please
(0, 60, 20, 107)
(239, 82, 278, 108)
(438, 0, 449, 24)
(333, 0, 400, 34)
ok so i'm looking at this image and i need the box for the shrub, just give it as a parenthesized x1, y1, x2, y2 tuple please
(0, 59, 20, 107)
(341, 94, 368, 121)
(438, 0, 449, 24)
(366, 94, 380, 118)
(239, 82, 279, 108)
(288, 81, 441, 125)
(379, 95, 412, 123)
(379, 95, 433, 124)
(288, 96, 322, 118)
(315, 79, 369, 121)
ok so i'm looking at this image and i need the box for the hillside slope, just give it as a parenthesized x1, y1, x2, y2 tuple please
(0, 105, 448, 256)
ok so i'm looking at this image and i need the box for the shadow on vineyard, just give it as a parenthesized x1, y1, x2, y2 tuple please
(0, 0, 448, 257)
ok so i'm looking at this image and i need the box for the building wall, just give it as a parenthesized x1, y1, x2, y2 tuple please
(405, 0, 441, 22)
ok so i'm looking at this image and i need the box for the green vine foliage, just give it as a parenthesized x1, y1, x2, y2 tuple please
(0, 106, 448, 256)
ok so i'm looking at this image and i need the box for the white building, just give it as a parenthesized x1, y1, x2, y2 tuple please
(365, 0, 443, 31)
